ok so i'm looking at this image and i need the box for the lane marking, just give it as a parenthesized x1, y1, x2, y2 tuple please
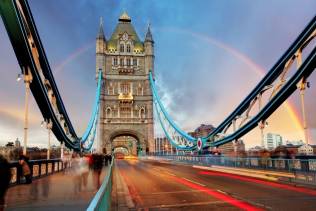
(182, 177, 206, 187)
(199, 171, 316, 196)
(142, 200, 240, 209)
(165, 171, 176, 176)
(170, 175, 264, 211)
(217, 189, 227, 195)
(137, 190, 202, 195)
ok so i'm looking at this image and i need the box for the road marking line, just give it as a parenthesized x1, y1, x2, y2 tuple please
(165, 171, 176, 176)
(216, 189, 227, 195)
(182, 177, 206, 187)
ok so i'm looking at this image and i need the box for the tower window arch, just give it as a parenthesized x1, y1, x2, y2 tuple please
(113, 57, 118, 66)
(120, 58, 124, 66)
(108, 83, 114, 95)
(139, 107, 146, 119)
(126, 58, 131, 66)
(106, 107, 112, 118)
(120, 44, 125, 52)
(137, 83, 143, 96)
(133, 58, 137, 66)
(126, 44, 131, 53)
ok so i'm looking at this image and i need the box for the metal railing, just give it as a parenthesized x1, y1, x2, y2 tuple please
(145, 155, 316, 173)
(9, 159, 64, 185)
(87, 158, 114, 211)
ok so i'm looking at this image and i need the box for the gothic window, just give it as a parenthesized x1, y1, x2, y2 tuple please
(120, 82, 130, 94)
(120, 58, 124, 66)
(106, 107, 112, 118)
(137, 84, 143, 96)
(108, 83, 114, 95)
(133, 58, 137, 66)
(113, 57, 118, 66)
(139, 107, 146, 118)
(127, 44, 131, 53)
(120, 107, 131, 118)
(120, 44, 124, 52)
(126, 58, 131, 66)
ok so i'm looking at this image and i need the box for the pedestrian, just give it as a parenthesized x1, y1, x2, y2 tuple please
(19, 155, 32, 184)
(80, 155, 89, 189)
(0, 155, 11, 211)
(92, 153, 103, 189)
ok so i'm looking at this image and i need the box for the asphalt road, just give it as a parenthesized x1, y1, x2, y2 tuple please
(115, 159, 316, 211)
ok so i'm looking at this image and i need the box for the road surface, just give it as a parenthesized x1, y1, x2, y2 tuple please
(115, 159, 316, 210)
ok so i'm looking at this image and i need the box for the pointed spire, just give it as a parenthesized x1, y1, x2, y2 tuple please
(97, 17, 105, 40)
(145, 22, 153, 43)
(119, 11, 131, 22)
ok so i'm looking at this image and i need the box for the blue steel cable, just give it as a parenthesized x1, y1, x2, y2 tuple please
(154, 99, 196, 150)
(149, 72, 197, 143)
(82, 104, 99, 151)
(81, 70, 102, 142)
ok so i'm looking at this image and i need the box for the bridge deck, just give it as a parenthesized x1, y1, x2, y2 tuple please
(5, 167, 108, 211)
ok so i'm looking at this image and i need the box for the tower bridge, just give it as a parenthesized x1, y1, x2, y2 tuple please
(96, 12, 154, 155)
(1, 0, 316, 210)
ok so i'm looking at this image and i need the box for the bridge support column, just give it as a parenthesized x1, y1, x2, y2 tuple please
(296, 50, 309, 145)
(22, 67, 33, 156)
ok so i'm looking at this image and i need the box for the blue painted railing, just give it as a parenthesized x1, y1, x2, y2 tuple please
(86, 158, 114, 211)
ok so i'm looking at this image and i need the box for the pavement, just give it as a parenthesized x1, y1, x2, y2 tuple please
(114, 158, 316, 210)
(5, 166, 108, 211)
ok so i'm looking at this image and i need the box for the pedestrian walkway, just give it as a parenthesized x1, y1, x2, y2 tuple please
(5, 167, 109, 211)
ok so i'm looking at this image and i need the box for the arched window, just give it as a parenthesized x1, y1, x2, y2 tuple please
(113, 57, 118, 66)
(120, 58, 124, 66)
(108, 83, 114, 95)
(120, 82, 130, 94)
(133, 58, 137, 66)
(139, 107, 146, 119)
(120, 44, 124, 52)
(126, 44, 131, 53)
(137, 84, 143, 96)
(106, 107, 112, 118)
(126, 58, 131, 66)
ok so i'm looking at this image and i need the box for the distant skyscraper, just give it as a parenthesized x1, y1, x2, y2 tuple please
(263, 133, 283, 150)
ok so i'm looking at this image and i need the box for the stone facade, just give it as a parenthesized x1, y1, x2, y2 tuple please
(96, 12, 154, 154)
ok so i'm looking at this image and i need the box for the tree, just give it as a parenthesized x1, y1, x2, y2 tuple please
(5, 142, 14, 147)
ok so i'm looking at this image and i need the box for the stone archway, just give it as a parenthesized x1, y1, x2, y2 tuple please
(113, 145, 130, 156)
(102, 129, 148, 155)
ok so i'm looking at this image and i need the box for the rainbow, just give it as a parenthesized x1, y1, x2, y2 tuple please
(158, 27, 306, 141)
(53, 27, 309, 142)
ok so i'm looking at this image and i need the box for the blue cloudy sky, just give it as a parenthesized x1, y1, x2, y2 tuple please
(0, 0, 316, 148)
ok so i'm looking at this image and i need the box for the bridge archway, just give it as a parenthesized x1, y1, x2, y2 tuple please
(103, 129, 148, 156)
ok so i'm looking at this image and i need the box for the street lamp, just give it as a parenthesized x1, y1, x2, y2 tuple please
(17, 67, 33, 156)
(42, 119, 53, 159)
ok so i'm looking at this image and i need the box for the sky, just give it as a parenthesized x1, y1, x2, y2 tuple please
(0, 0, 316, 148)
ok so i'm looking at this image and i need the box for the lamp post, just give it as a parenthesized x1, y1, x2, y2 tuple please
(17, 67, 33, 156)
(42, 119, 53, 159)
(60, 141, 64, 160)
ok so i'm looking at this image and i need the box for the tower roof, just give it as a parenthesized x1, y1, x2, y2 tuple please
(119, 11, 131, 22)
(97, 17, 105, 40)
(107, 12, 143, 50)
(145, 23, 154, 43)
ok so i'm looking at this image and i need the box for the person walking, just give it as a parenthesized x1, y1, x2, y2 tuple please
(19, 155, 32, 184)
(0, 155, 11, 211)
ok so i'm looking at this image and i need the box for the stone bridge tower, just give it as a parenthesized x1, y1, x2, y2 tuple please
(96, 12, 154, 154)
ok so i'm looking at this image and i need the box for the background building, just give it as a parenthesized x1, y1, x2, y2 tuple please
(263, 133, 283, 150)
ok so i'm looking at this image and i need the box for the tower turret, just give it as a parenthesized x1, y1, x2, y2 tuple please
(144, 24, 154, 75)
(96, 17, 106, 78)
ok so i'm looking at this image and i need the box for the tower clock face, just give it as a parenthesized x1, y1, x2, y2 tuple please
(122, 33, 128, 41)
